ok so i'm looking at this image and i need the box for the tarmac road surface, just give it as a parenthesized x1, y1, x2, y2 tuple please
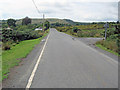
(30, 28, 118, 88)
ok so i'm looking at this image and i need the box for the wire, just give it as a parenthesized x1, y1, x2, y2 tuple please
(32, 0, 41, 14)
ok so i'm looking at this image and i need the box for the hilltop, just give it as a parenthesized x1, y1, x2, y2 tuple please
(15, 18, 73, 25)
(15, 18, 91, 25)
(1, 18, 108, 26)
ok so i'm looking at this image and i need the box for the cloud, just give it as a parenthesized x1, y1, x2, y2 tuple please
(0, 0, 118, 22)
(70, 2, 118, 22)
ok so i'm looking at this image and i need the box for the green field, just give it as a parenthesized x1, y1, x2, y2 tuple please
(2, 31, 48, 80)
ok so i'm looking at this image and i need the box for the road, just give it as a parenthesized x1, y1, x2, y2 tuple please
(3, 28, 118, 88)
(76, 38, 118, 61)
(30, 28, 118, 88)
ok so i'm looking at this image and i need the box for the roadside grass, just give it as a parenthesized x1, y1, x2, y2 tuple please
(96, 44, 119, 56)
(2, 30, 49, 81)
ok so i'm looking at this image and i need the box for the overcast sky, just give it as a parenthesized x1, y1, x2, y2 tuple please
(0, 0, 119, 22)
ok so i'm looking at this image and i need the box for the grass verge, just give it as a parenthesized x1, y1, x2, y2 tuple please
(96, 44, 119, 56)
(2, 30, 49, 81)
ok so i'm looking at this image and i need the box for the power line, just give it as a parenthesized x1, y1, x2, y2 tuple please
(32, 0, 45, 31)
(32, 0, 40, 14)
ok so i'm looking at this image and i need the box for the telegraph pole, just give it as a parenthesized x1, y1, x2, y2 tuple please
(104, 22, 109, 40)
(43, 14, 45, 31)
(105, 26, 107, 40)
(32, 0, 45, 31)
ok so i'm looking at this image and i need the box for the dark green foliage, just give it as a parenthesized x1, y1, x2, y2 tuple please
(7, 19, 16, 27)
(114, 24, 120, 34)
(116, 24, 120, 55)
(2, 24, 8, 28)
(2, 41, 12, 50)
(102, 27, 116, 39)
(2, 29, 13, 42)
(72, 27, 79, 33)
(44, 20, 50, 30)
(101, 24, 119, 40)
(22, 17, 31, 25)
(2, 25, 40, 43)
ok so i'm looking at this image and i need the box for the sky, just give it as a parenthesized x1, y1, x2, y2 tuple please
(0, 0, 119, 22)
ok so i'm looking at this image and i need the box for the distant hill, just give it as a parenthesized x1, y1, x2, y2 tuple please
(2, 18, 94, 25)
(16, 18, 91, 25)
(16, 18, 72, 25)
(63, 19, 76, 25)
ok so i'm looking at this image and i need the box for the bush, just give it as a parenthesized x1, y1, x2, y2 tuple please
(2, 42, 12, 50)
(2, 25, 41, 43)
(2, 29, 13, 42)
(107, 34, 117, 41)
(72, 27, 79, 33)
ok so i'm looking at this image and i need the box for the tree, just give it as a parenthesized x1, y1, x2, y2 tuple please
(22, 17, 31, 25)
(76, 22, 80, 26)
(44, 20, 50, 30)
(117, 21, 119, 24)
(7, 19, 16, 27)
(72, 27, 79, 33)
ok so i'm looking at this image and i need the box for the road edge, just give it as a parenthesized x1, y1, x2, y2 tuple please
(26, 33, 50, 89)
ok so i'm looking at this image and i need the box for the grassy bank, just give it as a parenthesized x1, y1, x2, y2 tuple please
(2, 30, 49, 80)
(95, 40, 119, 56)
(96, 44, 119, 56)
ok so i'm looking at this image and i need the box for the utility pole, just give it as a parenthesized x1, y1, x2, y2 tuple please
(104, 22, 109, 40)
(32, 0, 45, 31)
(43, 14, 45, 31)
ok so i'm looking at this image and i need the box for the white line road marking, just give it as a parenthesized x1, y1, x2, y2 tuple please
(26, 34, 50, 89)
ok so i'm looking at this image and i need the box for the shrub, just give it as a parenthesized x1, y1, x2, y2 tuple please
(72, 27, 79, 33)
(7, 19, 16, 27)
(2, 41, 12, 50)
(2, 25, 41, 43)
